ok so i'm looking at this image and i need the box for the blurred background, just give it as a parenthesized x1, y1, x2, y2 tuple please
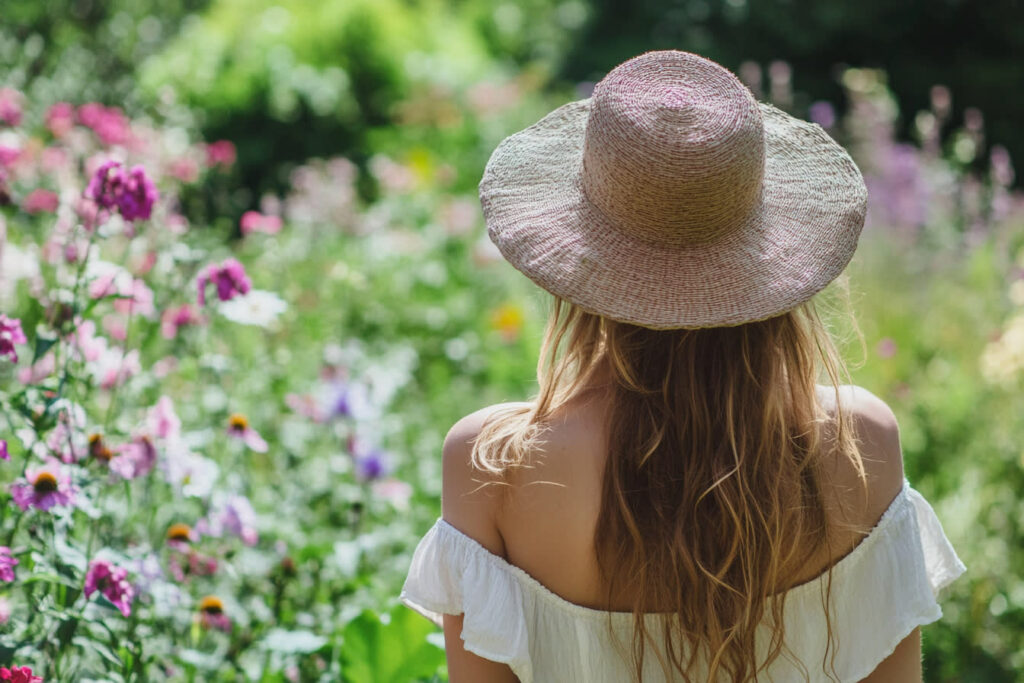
(1, 0, 1023, 680)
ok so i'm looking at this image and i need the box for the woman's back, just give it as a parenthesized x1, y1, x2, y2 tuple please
(445, 385, 902, 614)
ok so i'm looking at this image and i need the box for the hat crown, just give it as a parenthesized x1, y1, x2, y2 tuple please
(582, 51, 766, 246)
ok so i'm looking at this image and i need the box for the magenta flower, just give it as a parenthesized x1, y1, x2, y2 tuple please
(227, 413, 267, 452)
(0, 666, 42, 683)
(196, 258, 251, 306)
(0, 547, 17, 582)
(22, 189, 59, 214)
(0, 315, 27, 363)
(84, 161, 158, 222)
(10, 461, 75, 511)
(0, 88, 23, 127)
(84, 559, 134, 617)
(0, 439, 8, 461)
(77, 103, 131, 146)
(239, 211, 282, 236)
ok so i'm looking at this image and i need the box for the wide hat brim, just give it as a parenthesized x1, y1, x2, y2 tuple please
(479, 99, 868, 329)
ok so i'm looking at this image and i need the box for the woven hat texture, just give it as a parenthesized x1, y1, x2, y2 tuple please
(479, 50, 868, 329)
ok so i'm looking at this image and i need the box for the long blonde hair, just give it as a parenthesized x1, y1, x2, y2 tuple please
(472, 293, 866, 681)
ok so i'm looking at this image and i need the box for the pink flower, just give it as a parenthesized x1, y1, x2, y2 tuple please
(84, 559, 134, 617)
(205, 140, 236, 169)
(0, 596, 9, 626)
(17, 352, 55, 384)
(226, 413, 267, 452)
(876, 337, 898, 359)
(0, 89, 23, 127)
(10, 461, 75, 511)
(84, 161, 159, 222)
(22, 189, 59, 214)
(0, 547, 17, 582)
(239, 211, 282, 236)
(0, 314, 27, 363)
(46, 102, 75, 138)
(109, 436, 157, 480)
(168, 157, 199, 183)
(0, 439, 7, 461)
(0, 666, 42, 683)
(160, 303, 204, 339)
(147, 396, 181, 440)
(196, 258, 251, 306)
(199, 495, 258, 546)
(371, 478, 413, 511)
(77, 103, 131, 146)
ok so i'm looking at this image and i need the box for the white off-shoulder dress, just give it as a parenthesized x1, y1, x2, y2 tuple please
(402, 479, 966, 682)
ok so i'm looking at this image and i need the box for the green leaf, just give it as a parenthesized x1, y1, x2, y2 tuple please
(341, 606, 444, 683)
(31, 333, 58, 365)
(261, 628, 328, 654)
(56, 617, 79, 648)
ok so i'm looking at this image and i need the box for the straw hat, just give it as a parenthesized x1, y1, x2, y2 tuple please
(479, 50, 867, 329)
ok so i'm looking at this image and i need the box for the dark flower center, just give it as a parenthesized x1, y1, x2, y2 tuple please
(33, 471, 59, 493)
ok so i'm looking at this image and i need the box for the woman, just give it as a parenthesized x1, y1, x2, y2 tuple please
(402, 51, 965, 682)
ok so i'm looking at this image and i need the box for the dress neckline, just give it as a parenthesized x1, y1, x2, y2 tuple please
(435, 478, 912, 621)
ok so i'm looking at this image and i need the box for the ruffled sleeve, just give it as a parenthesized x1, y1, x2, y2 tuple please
(777, 481, 967, 682)
(401, 520, 534, 682)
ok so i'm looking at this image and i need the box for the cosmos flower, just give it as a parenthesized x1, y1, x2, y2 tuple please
(226, 413, 268, 452)
(0, 315, 27, 363)
(109, 436, 157, 480)
(0, 439, 8, 461)
(217, 289, 287, 328)
(84, 559, 134, 617)
(0, 547, 18, 582)
(196, 258, 251, 307)
(10, 461, 75, 511)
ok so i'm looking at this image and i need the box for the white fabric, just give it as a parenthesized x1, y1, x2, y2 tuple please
(401, 479, 966, 682)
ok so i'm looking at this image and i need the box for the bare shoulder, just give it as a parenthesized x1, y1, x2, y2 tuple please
(816, 384, 905, 526)
(440, 402, 531, 557)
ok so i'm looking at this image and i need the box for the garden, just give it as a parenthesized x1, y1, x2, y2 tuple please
(1, 1, 1023, 681)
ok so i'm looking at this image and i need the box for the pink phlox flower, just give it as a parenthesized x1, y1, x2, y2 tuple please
(17, 352, 55, 385)
(0, 88, 23, 127)
(77, 103, 131, 146)
(0, 546, 18, 582)
(22, 189, 59, 214)
(0, 314, 27, 363)
(196, 258, 251, 306)
(226, 414, 267, 452)
(147, 396, 181, 440)
(205, 140, 236, 169)
(109, 435, 157, 480)
(239, 211, 282, 236)
(84, 559, 134, 617)
(0, 665, 42, 683)
(160, 303, 204, 339)
(46, 102, 75, 138)
(10, 460, 76, 511)
(84, 161, 158, 222)
(0, 439, 8, 461)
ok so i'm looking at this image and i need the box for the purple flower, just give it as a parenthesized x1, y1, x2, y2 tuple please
(0, 439, 8, 461)
(351, 439, 391, 482)
(0, 315, 27, 363)
(0, 547, 18, 582)
(808, 101, 836, 129)
(84, 559, 134, 617)
(200, 494, 259, 546)
(196, 258, 251, 306)
(84, 161, 159, 222)
(10, 461, 75, 511)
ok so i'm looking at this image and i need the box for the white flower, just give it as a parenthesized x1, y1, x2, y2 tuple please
(162, 438, 219, 498)
(217, 289, 287, 327)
